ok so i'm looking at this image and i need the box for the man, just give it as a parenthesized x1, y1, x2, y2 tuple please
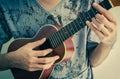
(0, 0, 117, 79)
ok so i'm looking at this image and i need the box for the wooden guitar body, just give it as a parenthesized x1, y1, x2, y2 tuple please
(8, 25, 74, 79)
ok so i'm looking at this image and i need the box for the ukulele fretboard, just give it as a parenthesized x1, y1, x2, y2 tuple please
(48, 0, 112, 48)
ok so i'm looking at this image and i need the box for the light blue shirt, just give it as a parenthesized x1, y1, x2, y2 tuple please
(0, 0, 101, 79)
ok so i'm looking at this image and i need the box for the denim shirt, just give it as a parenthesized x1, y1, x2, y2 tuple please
(0, 0, 101, 79)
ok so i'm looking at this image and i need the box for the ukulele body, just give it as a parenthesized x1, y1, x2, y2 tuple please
(8, 24, 74, 79)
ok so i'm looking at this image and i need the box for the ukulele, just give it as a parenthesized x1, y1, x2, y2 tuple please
(7, 0, 120, 79)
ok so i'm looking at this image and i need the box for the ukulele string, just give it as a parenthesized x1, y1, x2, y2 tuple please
(46, 15, 59, 48)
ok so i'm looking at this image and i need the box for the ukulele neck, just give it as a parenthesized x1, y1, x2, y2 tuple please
(48, 0, 120, 48)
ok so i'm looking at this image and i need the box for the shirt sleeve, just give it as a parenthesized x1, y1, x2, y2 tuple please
(0, 6, 12, 52)
(86, 28, 100, 53)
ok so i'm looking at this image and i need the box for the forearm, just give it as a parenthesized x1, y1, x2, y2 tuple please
(89, 42, 112, 67)
(0, 53, 11, 70)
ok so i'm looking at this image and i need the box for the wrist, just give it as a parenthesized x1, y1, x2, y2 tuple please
(4, 52, 16, 68)
(99, 42, 114, 49)
(0, 53, 12, 70)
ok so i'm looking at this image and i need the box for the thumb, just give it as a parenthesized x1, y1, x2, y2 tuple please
(29, 38, 46, 49)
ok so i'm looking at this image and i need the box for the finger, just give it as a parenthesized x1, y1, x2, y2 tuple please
(33, 62, 54, 70)
(86, 21, 104, 40)
(26, 63, 53, 71)
(95, 14, 114, 32)
(27, 38, 46, 49)
(92, 3, 117, 24)
(92, 18, 109, 36)
(35, 56, 59, 64)
(33, 49, 53, 57)
(27, 56, 58, 71)
(27, 67, 42, 72)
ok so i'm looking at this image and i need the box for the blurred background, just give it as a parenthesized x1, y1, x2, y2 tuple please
(0, 6, 120, 79)
(93, 7, 120, 79)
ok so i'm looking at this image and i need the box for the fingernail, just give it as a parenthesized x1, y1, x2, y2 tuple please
(86, 21, 90, 24)
(56, 56, 60, 59)
(93, 2, 97, 6)
(42, 38, 46, 41)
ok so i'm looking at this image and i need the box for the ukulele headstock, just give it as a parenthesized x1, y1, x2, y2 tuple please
(110, 0, 120, 7)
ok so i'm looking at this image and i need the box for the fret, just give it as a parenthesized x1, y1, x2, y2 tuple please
(91, 6, 99, 14)
(61, 27, 70, 39)
(75, 17, 84, 27)
(71, 18, 84, 32)
(84, 12, 89, 21)
(85, 11, 92, 21)
(78, 13, 86, 26)
(62, 22, 76, 38)
(65, 23, 73, 37)
(88, 9, 95, 18)
(65, 23, 79, 35)
(71, 20, 78, 35)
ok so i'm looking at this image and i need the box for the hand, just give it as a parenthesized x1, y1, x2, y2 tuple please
(86, 3, 117, 47)
(7, 38, 59, 71)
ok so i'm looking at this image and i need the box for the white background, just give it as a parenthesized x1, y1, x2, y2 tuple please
(93, 7, 120, 79)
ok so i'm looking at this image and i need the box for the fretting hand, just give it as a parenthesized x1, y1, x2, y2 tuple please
(86, 3, 117, 47)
